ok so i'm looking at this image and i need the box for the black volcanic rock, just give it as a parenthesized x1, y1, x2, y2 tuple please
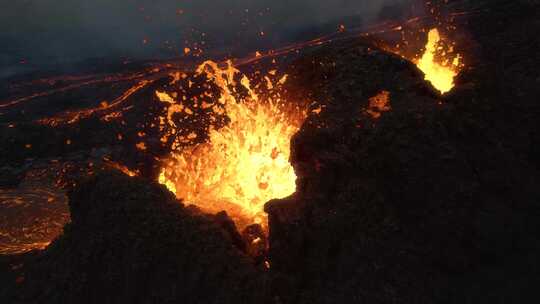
(266, 3, 540, 302)
(1, 171, 265, 304)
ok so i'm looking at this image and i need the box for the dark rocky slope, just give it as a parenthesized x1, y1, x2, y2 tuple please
(265, 1, 540, 303)
(1, 172, 265, 304)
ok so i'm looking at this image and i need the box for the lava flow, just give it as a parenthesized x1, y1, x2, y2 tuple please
(157, 61, 305, 229)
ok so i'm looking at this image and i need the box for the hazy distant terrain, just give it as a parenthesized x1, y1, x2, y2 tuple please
(0, 0, 412, 77)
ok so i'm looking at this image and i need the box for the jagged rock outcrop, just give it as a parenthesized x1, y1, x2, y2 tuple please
(1, 171, 265, 304)
(266, 2, 540, 302)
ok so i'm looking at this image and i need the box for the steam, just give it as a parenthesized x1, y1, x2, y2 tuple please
(0, 0, 413, 75)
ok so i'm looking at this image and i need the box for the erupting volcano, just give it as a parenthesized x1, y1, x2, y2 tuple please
(153, 26, 463, 230)
(2, 1, 539, 303)
(0, 24, 466, 251)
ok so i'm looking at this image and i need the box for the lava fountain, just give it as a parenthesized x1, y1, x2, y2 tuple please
(157, 61, 305, 229)
(416, 28, 462, 94)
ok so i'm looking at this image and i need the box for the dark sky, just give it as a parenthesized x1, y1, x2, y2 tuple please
(0, 0, 413, 76)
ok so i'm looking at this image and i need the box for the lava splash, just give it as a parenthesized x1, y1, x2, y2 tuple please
(416, 28, 462, 94)
(157, 61, 305, 228)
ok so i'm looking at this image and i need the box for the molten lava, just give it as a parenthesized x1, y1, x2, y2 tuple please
(158, 61, 304, 228)
(416, 28, 462, 94)
(366, 90, 391, 119)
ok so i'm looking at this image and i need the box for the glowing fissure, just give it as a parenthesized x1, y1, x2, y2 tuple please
(158, 61, 304, 229)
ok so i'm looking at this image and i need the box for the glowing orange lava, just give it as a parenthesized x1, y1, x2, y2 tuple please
(416, 28, 462, 94)
(366, 91, 391, 119)
(157, 61, 304, 229)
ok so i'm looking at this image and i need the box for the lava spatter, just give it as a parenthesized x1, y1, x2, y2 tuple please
(416, 28, 462, 94)
(157, 61, 306, 229)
